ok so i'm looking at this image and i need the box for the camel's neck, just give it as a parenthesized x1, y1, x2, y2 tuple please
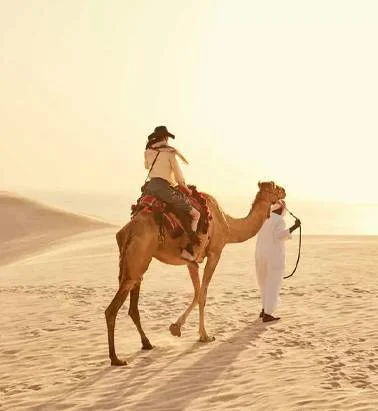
(225, 200, 270, 244)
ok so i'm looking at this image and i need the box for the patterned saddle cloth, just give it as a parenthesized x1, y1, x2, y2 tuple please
(131, 185, 212, 239)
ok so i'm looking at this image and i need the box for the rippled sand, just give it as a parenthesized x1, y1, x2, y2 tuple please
(1, 193, 377, 410)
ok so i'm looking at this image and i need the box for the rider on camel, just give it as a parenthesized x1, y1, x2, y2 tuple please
(143, 126, 200, 260)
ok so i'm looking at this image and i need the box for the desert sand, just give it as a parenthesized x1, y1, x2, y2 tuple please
(0, 193, 377, 410)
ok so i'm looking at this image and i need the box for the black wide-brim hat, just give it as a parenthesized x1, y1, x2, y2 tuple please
(148, 125, 175, 141)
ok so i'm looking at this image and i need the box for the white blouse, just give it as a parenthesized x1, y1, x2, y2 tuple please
(144, 147, 185, 187)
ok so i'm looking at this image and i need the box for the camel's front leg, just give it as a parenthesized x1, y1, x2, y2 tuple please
(170, 262, 200, 337)
(198, 251, 221, 342)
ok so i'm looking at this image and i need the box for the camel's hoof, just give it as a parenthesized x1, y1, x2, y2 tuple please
(111, 358, 128, 366)
(142, 341, 154, 350)
(169, 323, 182, 337)
(198, 335, 215, 343)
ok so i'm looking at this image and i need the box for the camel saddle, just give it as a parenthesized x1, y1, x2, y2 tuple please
(131, 185, 212, 240)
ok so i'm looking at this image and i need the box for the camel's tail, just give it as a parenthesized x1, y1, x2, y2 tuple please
(116, 223, 133, 283)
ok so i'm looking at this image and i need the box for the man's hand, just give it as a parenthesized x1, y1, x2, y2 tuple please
(289, 218, 301, 234)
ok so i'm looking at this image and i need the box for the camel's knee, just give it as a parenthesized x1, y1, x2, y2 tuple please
(105, 307, 116, 326)
(188, 265, 199, 276)
(198, 292, 208, 307)
(119, 278, 137, 292)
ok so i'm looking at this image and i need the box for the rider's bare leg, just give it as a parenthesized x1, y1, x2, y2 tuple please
(190, 208, 200, 232)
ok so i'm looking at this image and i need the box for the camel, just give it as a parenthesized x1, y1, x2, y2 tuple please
(105, 181, 286, 366)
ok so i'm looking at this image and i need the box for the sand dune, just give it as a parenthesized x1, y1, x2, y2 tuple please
(0, 196, 377, 410)
(0, 191, 114, 266)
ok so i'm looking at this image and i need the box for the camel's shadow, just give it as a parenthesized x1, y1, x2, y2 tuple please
(125, 319, 266, 410)
(40, 319, 267, 410)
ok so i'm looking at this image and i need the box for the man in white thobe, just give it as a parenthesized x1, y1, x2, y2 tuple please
(255, 200, 301, 322)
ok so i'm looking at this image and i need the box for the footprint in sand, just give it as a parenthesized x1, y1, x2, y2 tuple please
(72, 373, 86, 381)
(321, 355, 345, 387)
(208, 393, 239, 403)
(2, 349, 19, 355)
(352, 288, 371, 294)
(348, 375, 371, 389)
(321, 381, 341, 389)
(267, 348, 284, 359)
(27, 384, 42, 391)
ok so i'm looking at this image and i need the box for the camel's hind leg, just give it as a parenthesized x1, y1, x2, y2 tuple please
(105, 278, 136, 366)
(129, 284, 153, 350)
(105, 233, 155, 366)
(170, 262, 200, 337)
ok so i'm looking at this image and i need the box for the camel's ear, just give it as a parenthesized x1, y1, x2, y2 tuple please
(258, 181, 261, 188)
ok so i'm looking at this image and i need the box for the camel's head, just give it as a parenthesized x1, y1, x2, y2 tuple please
(257, 181, 286, 205)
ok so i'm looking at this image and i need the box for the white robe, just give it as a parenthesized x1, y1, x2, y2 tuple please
(255, 213, 292, 315)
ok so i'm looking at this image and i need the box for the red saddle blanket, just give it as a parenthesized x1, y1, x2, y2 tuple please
(131, 186, 212, 238)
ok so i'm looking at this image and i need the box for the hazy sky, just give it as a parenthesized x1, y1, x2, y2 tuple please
(1, 0, 378, 204)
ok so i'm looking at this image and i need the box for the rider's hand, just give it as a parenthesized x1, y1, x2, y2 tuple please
(180, 184, 192, 196)
(295, 218, 301, 227)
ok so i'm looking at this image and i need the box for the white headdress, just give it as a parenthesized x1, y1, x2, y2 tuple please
(271, 200, 286, 215)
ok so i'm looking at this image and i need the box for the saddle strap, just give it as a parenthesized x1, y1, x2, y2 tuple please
(145, 151, 160, 183)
